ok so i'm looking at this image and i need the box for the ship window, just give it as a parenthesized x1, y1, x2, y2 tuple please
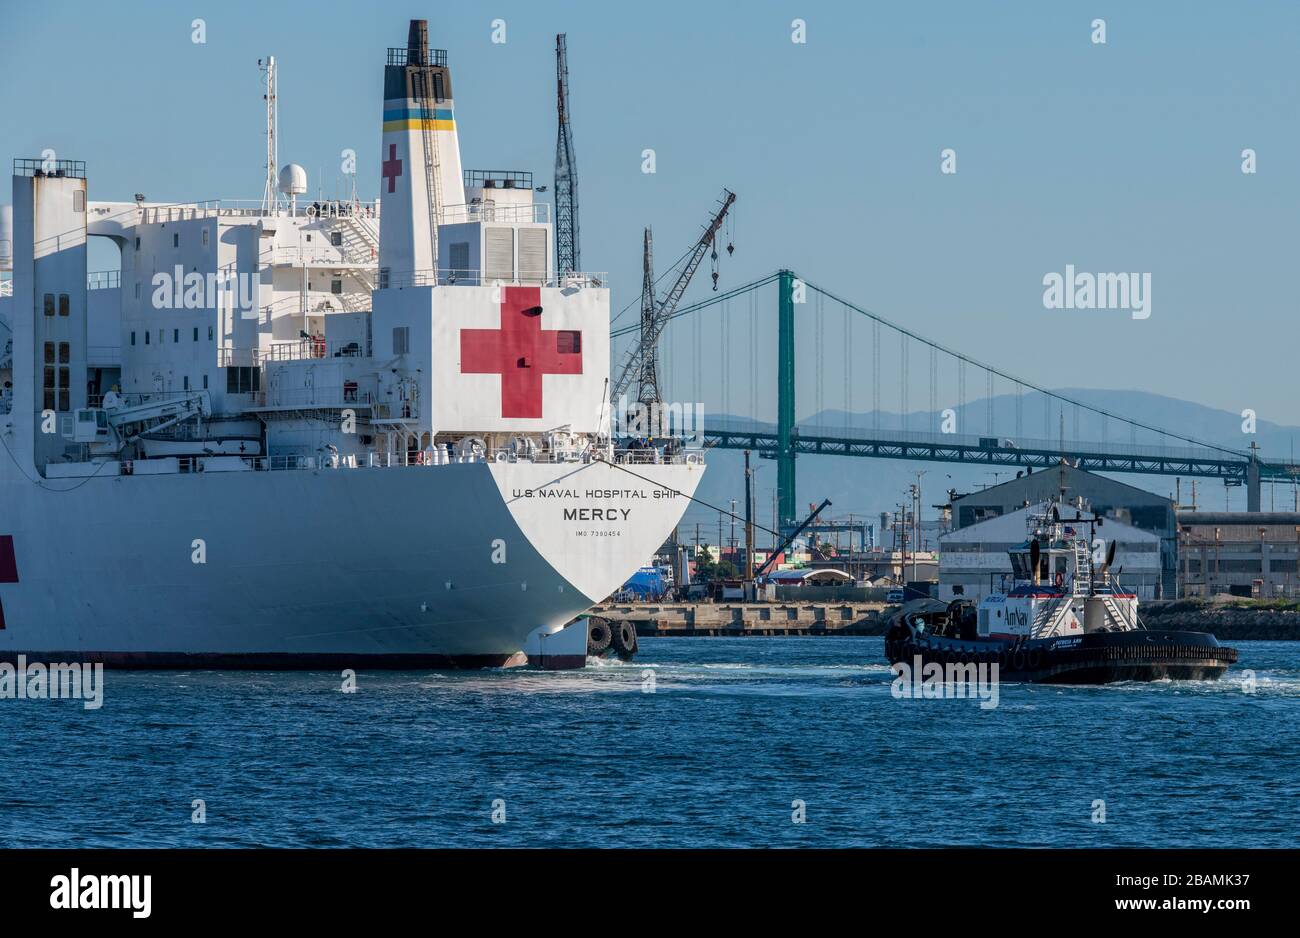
(202, 228, 209, 248)
(225, 367, 261, 394)
(208, 326, 214, 341)
(330, 231, 342, 247)
(134, 282, 141, 299)
(145, 332, 150, 345)
(203, 375, 208, 390)
(449, 241, 469, 272)
(58, 342, 69, 364)
(331, 279, 343, 295)
(43, 342, 54, 364)
(393, 327, 409, 355)
(173, 233, 179, 248)
(131, 331, 136, 346)
(193, 327, 198, 341)
(557, 330, 581, 354)
(184, 376, 190, 390)
(173, 328, 179, 343)
(135, 237, 140, 250)
(43, 294, 54, 316)
(58, 294, 70, 316)
(58, 367, 69, 412)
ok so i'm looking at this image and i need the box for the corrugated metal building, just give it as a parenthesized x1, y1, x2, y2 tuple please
(1176, 511, 1300, 598)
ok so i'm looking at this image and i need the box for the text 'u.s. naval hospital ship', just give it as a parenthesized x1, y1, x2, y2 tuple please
(0, 20, 702, 670)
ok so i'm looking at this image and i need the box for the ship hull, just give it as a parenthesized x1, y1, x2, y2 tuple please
(0, 457, 701, 668)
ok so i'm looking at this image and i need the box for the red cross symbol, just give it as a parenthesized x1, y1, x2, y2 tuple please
(382, 144, 403, 194)
(460, 286, 583, 419)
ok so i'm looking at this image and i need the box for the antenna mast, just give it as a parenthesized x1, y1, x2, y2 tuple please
(554, 34, 579, 275)
(260, 56, 279, 213)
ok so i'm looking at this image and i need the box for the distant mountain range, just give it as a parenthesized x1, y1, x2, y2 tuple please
(678, 389, 1300, 543)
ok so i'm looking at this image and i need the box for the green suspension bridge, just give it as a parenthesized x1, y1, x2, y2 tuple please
(611, 270, 1300, 529)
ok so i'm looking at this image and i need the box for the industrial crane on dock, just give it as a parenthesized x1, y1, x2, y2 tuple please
(612, 189, 736, 409)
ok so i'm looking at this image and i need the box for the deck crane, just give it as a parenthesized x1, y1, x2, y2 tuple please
(68, 392, 212, 456)
(611, 189, 736, 409)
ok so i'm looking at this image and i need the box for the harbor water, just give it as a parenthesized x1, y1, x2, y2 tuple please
(1, 637, 1295, 848)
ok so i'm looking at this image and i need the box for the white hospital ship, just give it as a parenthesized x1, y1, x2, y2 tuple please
(0, 20, 702, 669)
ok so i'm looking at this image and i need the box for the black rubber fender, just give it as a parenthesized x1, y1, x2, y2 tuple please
(611, 619, 638, 660)
(586, 617, 612, 655)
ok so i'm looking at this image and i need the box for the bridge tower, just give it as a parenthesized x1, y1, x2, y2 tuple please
(777, 269, 797, 528)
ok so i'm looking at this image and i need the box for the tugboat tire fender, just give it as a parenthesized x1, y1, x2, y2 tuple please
(586, 617, 612, 655)
(610, 620, 638, 660)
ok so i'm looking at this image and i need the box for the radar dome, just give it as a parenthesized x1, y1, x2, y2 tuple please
(278, 164, 307, 195)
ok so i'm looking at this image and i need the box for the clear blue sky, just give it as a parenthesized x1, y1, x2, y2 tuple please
(4, 0, 1299, 423)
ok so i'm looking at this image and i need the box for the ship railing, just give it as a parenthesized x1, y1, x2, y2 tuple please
(378, 269, 606, 290)
(268, 246, 379, 268)
(438, 202, 551, 225)
(255, 339, 369, 363)
(87, 270, 121, 291)
(249, 387, 375, 409)
(475, 446, 703, 467)
(135, 200, 381, 223)
(151, 444, 703, 474)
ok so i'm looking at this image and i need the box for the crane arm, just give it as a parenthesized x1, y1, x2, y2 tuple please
(611, 189, 735, 400)
(755, 499, 832, 578)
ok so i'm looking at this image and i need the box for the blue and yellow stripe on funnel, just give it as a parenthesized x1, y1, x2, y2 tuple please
(382, 105, 456, 132)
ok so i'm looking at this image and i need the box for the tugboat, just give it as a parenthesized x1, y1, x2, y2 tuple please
(884, 500, 1238, 683)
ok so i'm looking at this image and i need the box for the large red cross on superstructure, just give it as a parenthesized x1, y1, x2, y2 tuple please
(460, 286, 583, 419)
(382, 144, 403, 194)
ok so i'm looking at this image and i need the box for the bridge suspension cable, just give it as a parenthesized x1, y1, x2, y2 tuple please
(611, 269, 1254, 460)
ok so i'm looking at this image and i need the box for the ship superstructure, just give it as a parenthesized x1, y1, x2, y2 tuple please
(0, 20, 702, 668)
(974, 501, 1139, 641)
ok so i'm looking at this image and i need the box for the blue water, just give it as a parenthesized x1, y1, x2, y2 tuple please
(1, 638, 1296, 847)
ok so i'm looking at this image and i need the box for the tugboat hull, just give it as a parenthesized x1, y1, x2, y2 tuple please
(885, 613, 1237, 685)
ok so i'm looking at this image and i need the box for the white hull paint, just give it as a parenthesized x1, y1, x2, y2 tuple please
(0, 458, 700, 666)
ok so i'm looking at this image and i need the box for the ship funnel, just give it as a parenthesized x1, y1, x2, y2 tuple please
(378, 18, 467, 283)
(407, 20, 429, 65)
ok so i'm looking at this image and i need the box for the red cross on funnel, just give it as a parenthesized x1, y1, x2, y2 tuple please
(382, 144, 403, 194)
